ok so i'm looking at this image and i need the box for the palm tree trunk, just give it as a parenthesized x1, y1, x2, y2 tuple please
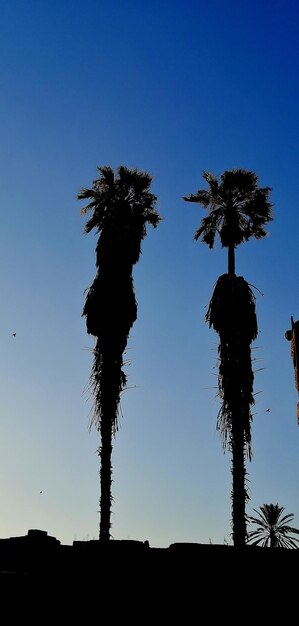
(231, 419, 247, 547)
(99, 417, 113, 542)
(228, 244, 235, 276)
(270, 530, 276, 548)
(227, 246, 246, 547)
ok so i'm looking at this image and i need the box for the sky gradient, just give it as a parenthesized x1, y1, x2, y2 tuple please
(1, 0, 299, 546)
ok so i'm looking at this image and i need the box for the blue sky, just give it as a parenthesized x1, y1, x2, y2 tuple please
(0, 0, 299, 545)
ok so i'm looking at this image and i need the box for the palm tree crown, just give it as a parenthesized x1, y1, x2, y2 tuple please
(183, 168, 273, 251)
(79, 164, 160, 269)
(247, 504, 299, 548)
(184, 169, 272, 274)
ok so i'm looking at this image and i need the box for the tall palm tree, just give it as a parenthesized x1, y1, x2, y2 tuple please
(79, 165, 161, 542)
(184, 169, 272, 547)
(247, 504, 299, 548)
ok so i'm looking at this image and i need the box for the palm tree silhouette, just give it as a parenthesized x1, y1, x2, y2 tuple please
(247, 504, 299, 548)
(79, 165, 161, 542)
(184, 169, 272, 547)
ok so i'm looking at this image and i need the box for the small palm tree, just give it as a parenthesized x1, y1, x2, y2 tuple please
(79, 165, 161, 542)
(247, 504, 299, 548)
(184, 169, 272, 547)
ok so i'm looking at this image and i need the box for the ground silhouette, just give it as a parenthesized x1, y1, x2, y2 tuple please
(0, 528, 298, 615)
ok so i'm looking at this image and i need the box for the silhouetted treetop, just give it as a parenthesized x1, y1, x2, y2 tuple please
(247, 503, 299, 548)
(78, 165, 160, 267)
(183, 169, 273, 249)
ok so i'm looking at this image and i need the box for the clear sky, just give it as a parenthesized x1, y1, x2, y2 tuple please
(0, 0, 299, 546)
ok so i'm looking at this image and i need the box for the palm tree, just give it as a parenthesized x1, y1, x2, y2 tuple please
(184, 169, 272, 547)
(79, 165, 161, 542)
(247, 504, 299, 548)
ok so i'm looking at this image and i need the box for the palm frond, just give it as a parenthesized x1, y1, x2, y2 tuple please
(183, 190, 211, 207)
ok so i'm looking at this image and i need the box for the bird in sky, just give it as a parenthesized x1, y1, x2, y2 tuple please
(12, 333, 16, 337)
